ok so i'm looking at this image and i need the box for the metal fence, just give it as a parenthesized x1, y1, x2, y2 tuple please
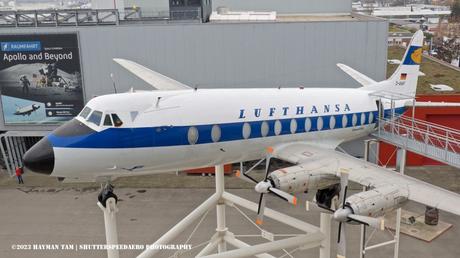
(0, 7, 202, 27)
(0, 132, 48, 176)
(374, 115, 460, 168)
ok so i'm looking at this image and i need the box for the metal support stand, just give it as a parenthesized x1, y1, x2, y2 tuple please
(98, 198, 120, 258)
(393, 148, 406, 258)
(131, 164, 325, 258)
(215, 165, 228, 253)
(319, 213, 332, 258)
(359, 140, 405, 258)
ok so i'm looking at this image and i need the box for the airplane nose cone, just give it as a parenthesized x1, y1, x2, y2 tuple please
(23, 137, 55, 175)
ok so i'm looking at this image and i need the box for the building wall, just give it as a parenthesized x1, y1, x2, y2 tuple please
(211, 0, 352, 14)
(0, 18, 388, 131)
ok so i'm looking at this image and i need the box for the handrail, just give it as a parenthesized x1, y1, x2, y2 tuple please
(0, 7, 202, 27)
(397, 115, 460, 135)
(377, 117, 460, 155)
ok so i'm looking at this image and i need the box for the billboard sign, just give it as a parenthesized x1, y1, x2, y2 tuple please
(0, 33, 84, 125)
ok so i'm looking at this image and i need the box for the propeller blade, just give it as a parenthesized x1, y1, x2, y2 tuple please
(264, 156, 271, 181)
(256, 193, 266, 225)
(348, 214, 385, 230)
(338, 171, 349, 208)
(337, 222, 347, 258)
(306, 201, 335, 213)
(269, 188, 297, 205)
(235, 170, 258, 184)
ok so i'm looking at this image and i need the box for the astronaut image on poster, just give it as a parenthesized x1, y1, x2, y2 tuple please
(0, 33, 84, 125)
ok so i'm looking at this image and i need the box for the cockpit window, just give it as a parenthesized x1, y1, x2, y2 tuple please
(87, 110, 103, 126)
(111, 114, 123, 127)
(103, 115, 113, 126)
(79, 107, 92, 119)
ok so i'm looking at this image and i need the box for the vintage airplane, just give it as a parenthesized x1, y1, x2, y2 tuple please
(23, 30, 460, 257)
(14, 103, 40, 116)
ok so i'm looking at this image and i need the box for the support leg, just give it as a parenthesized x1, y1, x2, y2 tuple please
(394, 148, 406, 258)
(196, 234, 220, 257)
(319, 213, 332, 258)
(216, 201, 227, 252)
(97, 198, 120, 258)
(215, 164, 227, 252)
(137, 194, 220, 258)
(360, 139, 377, 258)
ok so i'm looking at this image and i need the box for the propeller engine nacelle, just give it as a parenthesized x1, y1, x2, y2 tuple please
(270, 164, 339, 194)
(345, 185, 409, 218)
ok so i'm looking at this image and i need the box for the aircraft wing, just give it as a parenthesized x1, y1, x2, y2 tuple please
(336, 63, 377, 87)
(270, 142, 460, 216)
(113, 58, 192, 91)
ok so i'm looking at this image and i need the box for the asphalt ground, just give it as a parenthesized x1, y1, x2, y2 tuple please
(0, 165, 460, 258)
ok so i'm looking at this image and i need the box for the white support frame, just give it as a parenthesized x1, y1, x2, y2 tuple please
(358, 139, 405, 258)
(98, 198, 120, 258)
(99, 164, 328, 258)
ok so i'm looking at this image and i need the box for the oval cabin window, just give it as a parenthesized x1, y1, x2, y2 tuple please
(274, 120, 282, 135)
(290, 119, 297, 134)
(261, 121, 269, 137)
(211, 125, 221, 142)
(330, 116, 336, 129)
(242, 123, 251, 139)
(342, 115, 348, 128)
(317, 117, 323, 131)
(188, 126, 199, 145)
(305, 118, 312, 132)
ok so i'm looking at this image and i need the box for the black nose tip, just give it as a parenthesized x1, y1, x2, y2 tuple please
(23, 137, 55, 175)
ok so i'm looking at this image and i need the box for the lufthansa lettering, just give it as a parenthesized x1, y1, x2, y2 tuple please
(238, 104, 351, 119)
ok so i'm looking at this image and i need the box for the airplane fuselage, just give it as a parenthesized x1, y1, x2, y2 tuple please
(26, 88, 404, 180)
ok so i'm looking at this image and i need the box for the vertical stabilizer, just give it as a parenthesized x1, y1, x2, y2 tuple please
(362, 30, 424, 97)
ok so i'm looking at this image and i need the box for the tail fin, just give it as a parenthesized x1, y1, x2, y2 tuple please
(362, 30, 424, 97)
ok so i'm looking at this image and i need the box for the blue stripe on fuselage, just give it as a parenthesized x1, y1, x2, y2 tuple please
(47, 107, 406, 149)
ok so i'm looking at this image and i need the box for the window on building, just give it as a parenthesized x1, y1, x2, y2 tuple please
(87, 110, 103, 126)
(187, 0, 201, 6)
(171, 0, 185, 6)
(111, 114, 123, 127)
(103, 114, 113, 126)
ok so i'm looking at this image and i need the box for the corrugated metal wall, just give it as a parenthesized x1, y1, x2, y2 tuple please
(0, 17, 388, 131)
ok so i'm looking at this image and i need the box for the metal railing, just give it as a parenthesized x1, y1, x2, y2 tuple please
(0, 132, 47, 176)
(374, 115, 460, 168)
(0, 8, 202, 27)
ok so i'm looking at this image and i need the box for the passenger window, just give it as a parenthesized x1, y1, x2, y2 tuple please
(188, 126, 199, 144)
(103, 114, 113, 126)
(87, 110, 103, 126)
(211, 125, 221, 142)
(79, 107, 92, 119)
(111, 114, 123, 127)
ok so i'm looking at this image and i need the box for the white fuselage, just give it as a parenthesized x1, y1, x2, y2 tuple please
(46, 88, 400, 180)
